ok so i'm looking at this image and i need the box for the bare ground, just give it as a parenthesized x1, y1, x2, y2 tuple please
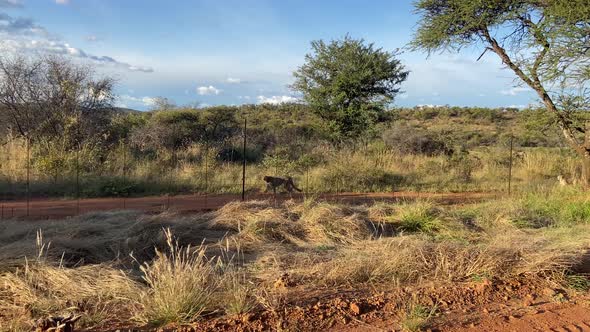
(0, 191, 496, 220)
(90, 275, 590, 331)
(4, 192, 588, 332)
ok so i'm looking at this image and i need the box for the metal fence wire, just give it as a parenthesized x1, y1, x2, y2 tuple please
(0, 116, 520, 219)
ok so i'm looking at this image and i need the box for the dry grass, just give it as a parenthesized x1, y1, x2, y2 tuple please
(1, 134, 583, 197)
(0, 233, 142, 331)
(136, 229, 221, 325)
(219, 267, 257, 316)
(1, 190, 590, 329)
(296, 201, 377, 244)
(0, 210, 223, 269)
(306, 221, 590, 287)
(210, 199, 382, 249)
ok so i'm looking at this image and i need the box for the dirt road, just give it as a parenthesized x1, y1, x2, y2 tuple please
(0, 191, 496, 220)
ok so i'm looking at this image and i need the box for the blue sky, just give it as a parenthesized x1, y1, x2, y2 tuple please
(0, 0, 538, 110)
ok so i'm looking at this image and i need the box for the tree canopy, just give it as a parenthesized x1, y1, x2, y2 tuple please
(0, 55, 115, 147)
(292, 36, 409, 143)
(411, 0, 590, 184)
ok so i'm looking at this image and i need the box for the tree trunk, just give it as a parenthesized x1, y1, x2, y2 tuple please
(583, 121, 590, 188)
(482, 30, 590, 189)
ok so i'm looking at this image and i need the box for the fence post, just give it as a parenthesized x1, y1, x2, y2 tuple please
(1, 144, 5, 220)
(508, 134, 514, 196)
(241, 118, 247, 202)
(123, 141, 127, 209)
(76, 141, 80, 215)
(204, 143, 209, 209)
(26, 136, 30, 217)
(306, 168, 310, 195)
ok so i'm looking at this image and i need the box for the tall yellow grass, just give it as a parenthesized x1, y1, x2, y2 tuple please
(0, 137, 583, 197)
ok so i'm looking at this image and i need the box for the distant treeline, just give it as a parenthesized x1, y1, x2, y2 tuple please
(0, 103, 571, 161)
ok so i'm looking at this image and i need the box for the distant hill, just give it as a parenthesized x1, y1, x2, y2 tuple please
(113, 107, 141, 114)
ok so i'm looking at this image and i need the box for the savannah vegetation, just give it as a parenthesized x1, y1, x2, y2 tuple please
(2, 188, 590, 330)
(0, 0, 589, 330)
(412, 0, 590, 185)
(0, 52, 586, 199)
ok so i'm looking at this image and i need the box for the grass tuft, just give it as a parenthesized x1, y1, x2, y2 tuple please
(393, 201, 442, 233)
(400, 300, 437, 332)
(136, 229, 219, 325)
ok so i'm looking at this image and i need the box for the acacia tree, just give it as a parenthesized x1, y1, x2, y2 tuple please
(411, 0, 590, 185)
(292, 36, 409, 143)
(0, 55, 115, 148)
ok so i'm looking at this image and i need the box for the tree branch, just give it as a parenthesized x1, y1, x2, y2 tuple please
(518, 16, 550, 88)
(481, 28, 587, 156)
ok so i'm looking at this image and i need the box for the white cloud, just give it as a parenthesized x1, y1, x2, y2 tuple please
(417, 104, 444, 108)
(226, 77, 241, 84)
(196, 85, 221, 95)
(0, 12, 153, 73)
(256, 95, 298, 104)
(27, 40, 153, 72)
(398, 93, 409, 99)
(118, 95, 157, 107)
(500, 86, 531, 96)
(506, 104, 527, 109)
(55, 0, 69, 4)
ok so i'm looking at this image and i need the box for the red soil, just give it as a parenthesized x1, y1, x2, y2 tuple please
(96, 276, 590, 331)
(0, 191, 496, 220)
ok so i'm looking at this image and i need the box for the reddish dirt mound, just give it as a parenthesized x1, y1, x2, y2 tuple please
(0, 191, 496, 220)
(95, 275, 589, 332)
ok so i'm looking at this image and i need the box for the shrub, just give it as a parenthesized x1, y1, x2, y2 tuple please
(382, 124, 453, 156)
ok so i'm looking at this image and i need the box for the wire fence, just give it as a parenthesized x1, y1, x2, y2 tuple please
(0, 125, 521, 219)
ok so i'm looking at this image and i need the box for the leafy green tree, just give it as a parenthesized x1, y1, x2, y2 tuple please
(411, 0, 590, 185)
(292, 36, 409, 143)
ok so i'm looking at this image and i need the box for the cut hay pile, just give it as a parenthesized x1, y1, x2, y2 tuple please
(2, 192, 590, 330)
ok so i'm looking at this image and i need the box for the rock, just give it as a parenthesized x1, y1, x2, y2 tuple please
(542, 288, 556, 297)
(350, 302, 362, 315)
